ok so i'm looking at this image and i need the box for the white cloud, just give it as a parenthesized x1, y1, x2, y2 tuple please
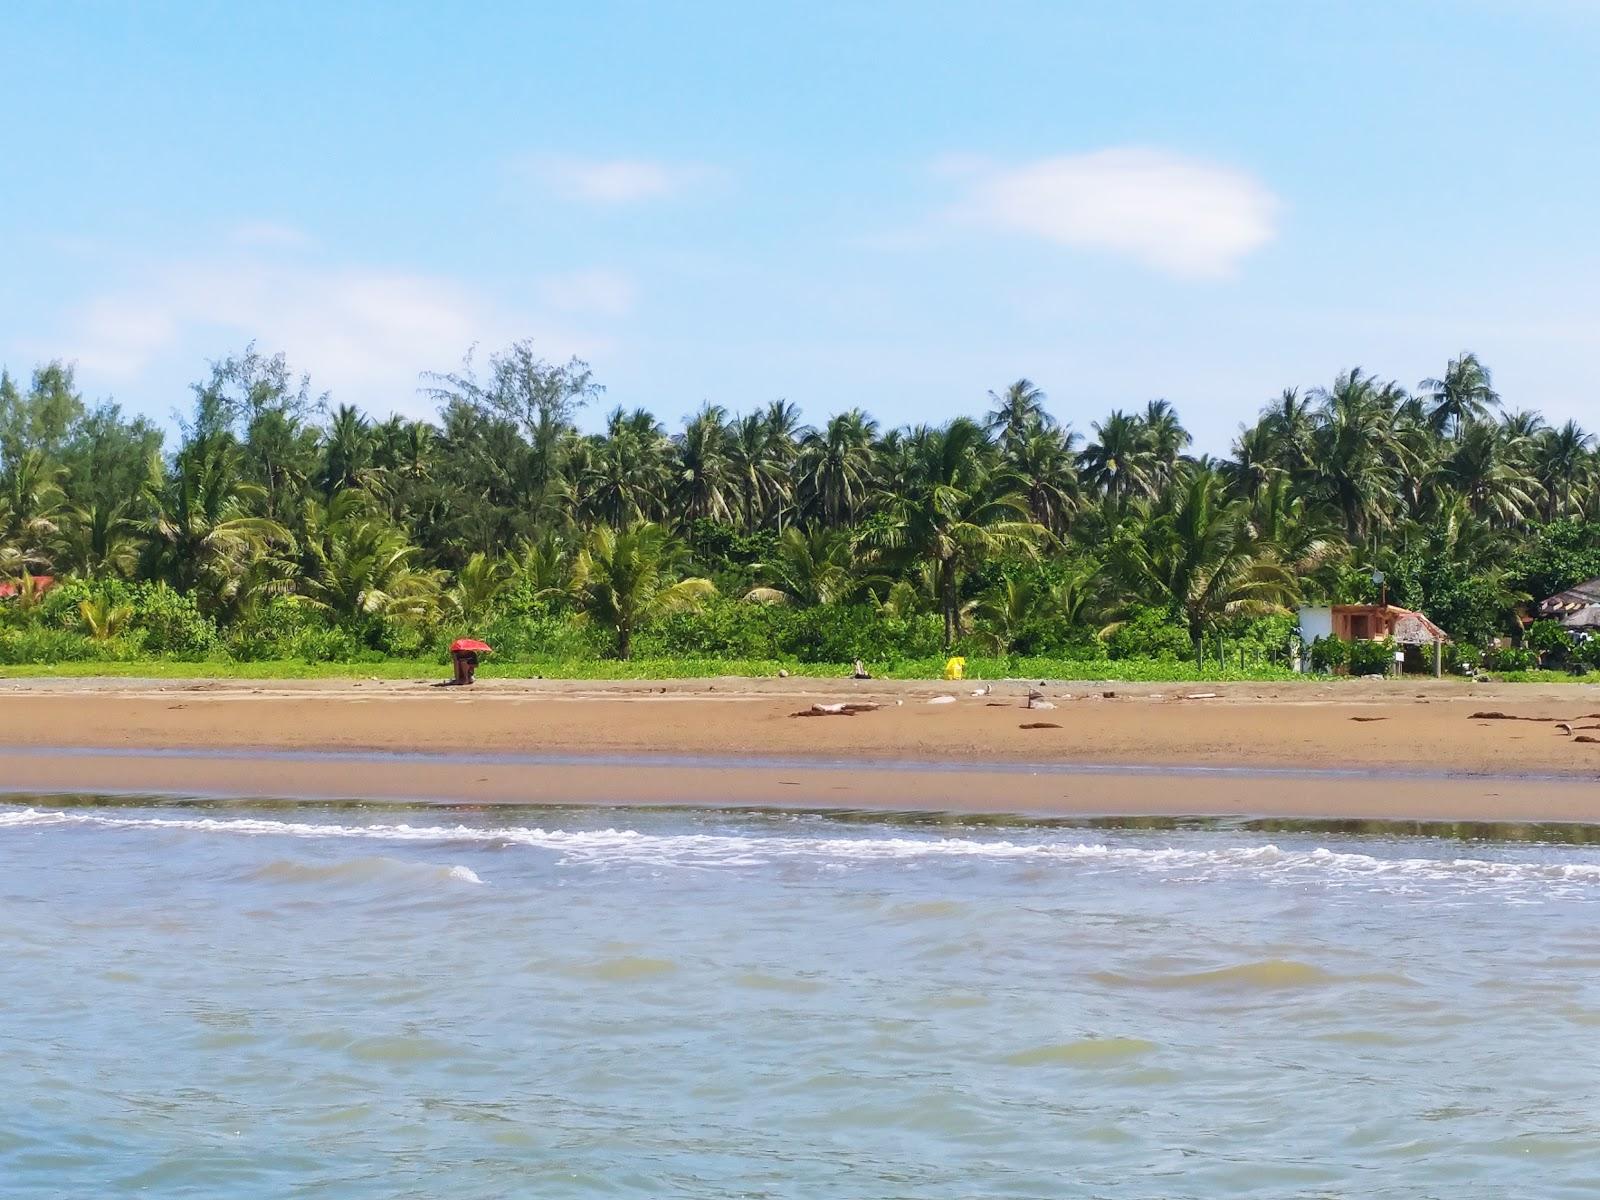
(61, 253, 616, 417)
(521, 155, 715, 204)
(950, 148, 1279, 278)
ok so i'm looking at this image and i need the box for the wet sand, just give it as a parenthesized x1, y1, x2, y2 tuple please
(1, 675, 1598, 821)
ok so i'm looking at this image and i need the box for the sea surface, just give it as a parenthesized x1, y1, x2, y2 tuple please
(4, 798, 1600, 1198)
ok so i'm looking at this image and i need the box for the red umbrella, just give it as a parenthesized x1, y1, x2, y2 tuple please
(450, 638, 494, 654)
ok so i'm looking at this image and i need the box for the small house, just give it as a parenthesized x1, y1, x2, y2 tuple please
(1298, 604, 1450, 675)
(1537, 579, 1600, 632)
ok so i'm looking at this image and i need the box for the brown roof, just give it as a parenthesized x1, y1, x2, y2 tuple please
(1539, 579, 1600, 628)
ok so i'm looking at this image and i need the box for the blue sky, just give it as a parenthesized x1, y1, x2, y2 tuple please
(4, 1, 1598, 451)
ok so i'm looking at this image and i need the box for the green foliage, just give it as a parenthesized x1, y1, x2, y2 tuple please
(1308, 635, 1349, 673)
(1523, 618, 1572, 663)
(1105, 607, 1193, 661)
(1483, 645, 1537, 672)
(1346, 636, 1398, 676)
(3, 342, 1598, 680)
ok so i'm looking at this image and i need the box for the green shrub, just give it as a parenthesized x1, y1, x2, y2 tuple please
(777, 604, 943, 664)
(637, 596, 780, 659)
(1484, 645, 1536, 672)
(1572, 637, 1600, 669)
(1346, 636, 1398, 675)
(1524, 619, 1572, 664)
(0, 627, 105, 664)
(1308, 635, 1348, 673)
(1106, 608, 1192, 661)
(127, 583, 220, 658)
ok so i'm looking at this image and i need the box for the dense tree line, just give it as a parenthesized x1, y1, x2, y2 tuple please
(3, 342, 1599, 667)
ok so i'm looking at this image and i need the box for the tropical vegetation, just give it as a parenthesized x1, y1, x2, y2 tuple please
(4, 344, 1600, 676)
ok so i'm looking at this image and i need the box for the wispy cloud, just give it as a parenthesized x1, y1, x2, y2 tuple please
(61, 251, 617, 416)
(946, 148, 1279, 278)
(517, 155, 718, 204)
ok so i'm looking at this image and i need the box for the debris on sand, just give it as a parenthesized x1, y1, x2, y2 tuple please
(791, 702, 881, 718)
(1575, 735, 1600, 744)
(927, 695, 957, 705)
(1350, 716, 1388, 723)
(1019, 721, 1061, 730)
(1182, 693, 1218, 701)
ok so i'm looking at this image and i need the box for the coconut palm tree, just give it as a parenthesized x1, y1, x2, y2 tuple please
(1419, 351, 1500, 439)
(1108, 469, 1296, 652)
(1141, 399, 1191, 485)
(297, 491, 439, 625)
(78, 596, 134, 642)
(141, 437, 290, 614)
(443, 550, 513, 624)
(1531, 421, 1595, 520)
(1308, 368, 1400, 543)
(868, 418, 1044, 646)
(1443, 420, 1543, 526)
(566, 521, 714, 658)
(58, 501, 140, 578)
(984, 378, 1052, 449)
(583, 407, 670, 528)
(0, 449, 65, 573)
(1005, 422, 1081, 536)
(744, 525, 876, 607)
(1078, 410, 1156, 505)
(726, 411, 781, 531)
(672, 404, 733, 524)
(799, 410, 878, 527)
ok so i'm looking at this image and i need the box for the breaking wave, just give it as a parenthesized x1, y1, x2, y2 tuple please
(4, 806, 1600, 897)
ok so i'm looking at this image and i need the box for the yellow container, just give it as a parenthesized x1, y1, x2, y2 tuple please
(942, 656, 966, 681)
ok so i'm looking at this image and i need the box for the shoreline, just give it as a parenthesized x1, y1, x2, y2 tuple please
(2, 675, 1598, 823)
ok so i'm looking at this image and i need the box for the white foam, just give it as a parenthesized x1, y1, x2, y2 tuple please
(3, 807, 1598, 897)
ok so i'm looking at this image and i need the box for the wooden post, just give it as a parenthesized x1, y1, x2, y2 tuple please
(1433, 639, 1443, 679)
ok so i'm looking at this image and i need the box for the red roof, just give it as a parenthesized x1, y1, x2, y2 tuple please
(0, 574, 54, 598)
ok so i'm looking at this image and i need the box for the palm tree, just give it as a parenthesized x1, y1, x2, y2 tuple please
(1006, 423, 1081, 535)
(1442, 420, 1543, 526)
(583, 407, 670, 528)
(1531, 421, 1595, 520)
(78, 596, 134, 642)
(799, 410, 878, 527)
(58, 501, 140, 578)
(0, 449, 65, 573)
(566, 521, 715, 658)
(672, 404, 733, 524)
(1420, 351, 1500, 439)
(1108, 469, 1296, 652)
(319, 404, 377, 495)
(1308, 368, 1400, 543)
(141, 438, 290, 614)
(1141, 399, 1191, 484)
(869, 418, 1044, 646)
(298, 491, 439, 625)
(726, 411, 781, 531)
(744, 525, 874, 607)
(1260, 387, 1316, 476)
(1078, 410, 1155, 505)
(984, 378, 1052, 448)
(444, 551, 513, 624)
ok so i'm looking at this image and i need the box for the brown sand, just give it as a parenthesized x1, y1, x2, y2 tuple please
(1, 675, 1598, 821)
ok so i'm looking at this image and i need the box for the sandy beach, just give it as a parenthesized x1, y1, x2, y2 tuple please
(2, 675, 1598, 822)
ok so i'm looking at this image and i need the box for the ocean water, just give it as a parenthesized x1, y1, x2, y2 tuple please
(4, 800, 1600, 1198)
